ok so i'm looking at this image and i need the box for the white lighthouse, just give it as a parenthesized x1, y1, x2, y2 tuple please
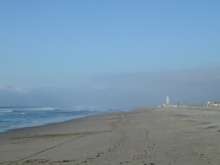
(166, 96, 170, 105)
(161, 96, 178, 108)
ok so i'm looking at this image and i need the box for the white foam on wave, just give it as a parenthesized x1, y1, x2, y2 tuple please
(22, 107, 57, 112)
(0, 108, 13, 114)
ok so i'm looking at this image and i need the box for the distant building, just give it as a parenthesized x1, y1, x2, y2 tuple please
(166, 96, 170, 105)
(161, 96, 178, 108)
(207, 101, 220, 108)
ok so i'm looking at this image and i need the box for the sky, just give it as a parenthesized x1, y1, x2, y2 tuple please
(0, 0, 220, 107)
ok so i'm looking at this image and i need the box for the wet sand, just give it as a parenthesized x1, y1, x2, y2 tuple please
(1, 108, 220, 165)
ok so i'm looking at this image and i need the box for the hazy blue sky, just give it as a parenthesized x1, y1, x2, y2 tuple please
(0, 0, 220, 107)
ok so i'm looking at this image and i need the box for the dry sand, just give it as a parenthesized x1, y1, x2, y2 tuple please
(1, 108, 220, 165)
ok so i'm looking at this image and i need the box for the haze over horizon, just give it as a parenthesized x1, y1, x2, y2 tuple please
(1, 0, 220, 107)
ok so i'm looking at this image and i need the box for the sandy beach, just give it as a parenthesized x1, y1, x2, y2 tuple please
(1, 108, 220, 165)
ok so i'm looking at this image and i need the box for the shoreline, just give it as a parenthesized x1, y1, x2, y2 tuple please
(0, 114, 91, 135)
(0, 109, 136, 139)
(0, 110, 125, 135)
(0, 108, 133, 135)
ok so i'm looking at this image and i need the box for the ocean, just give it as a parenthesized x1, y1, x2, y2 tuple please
(0, 106, 127, 133)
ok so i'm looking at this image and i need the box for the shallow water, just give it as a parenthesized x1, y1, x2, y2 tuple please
(0, 107, 100, 133)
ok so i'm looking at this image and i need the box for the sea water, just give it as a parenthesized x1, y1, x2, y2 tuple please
(0, 107, 100, 132)
(0, 106, 125, 133)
